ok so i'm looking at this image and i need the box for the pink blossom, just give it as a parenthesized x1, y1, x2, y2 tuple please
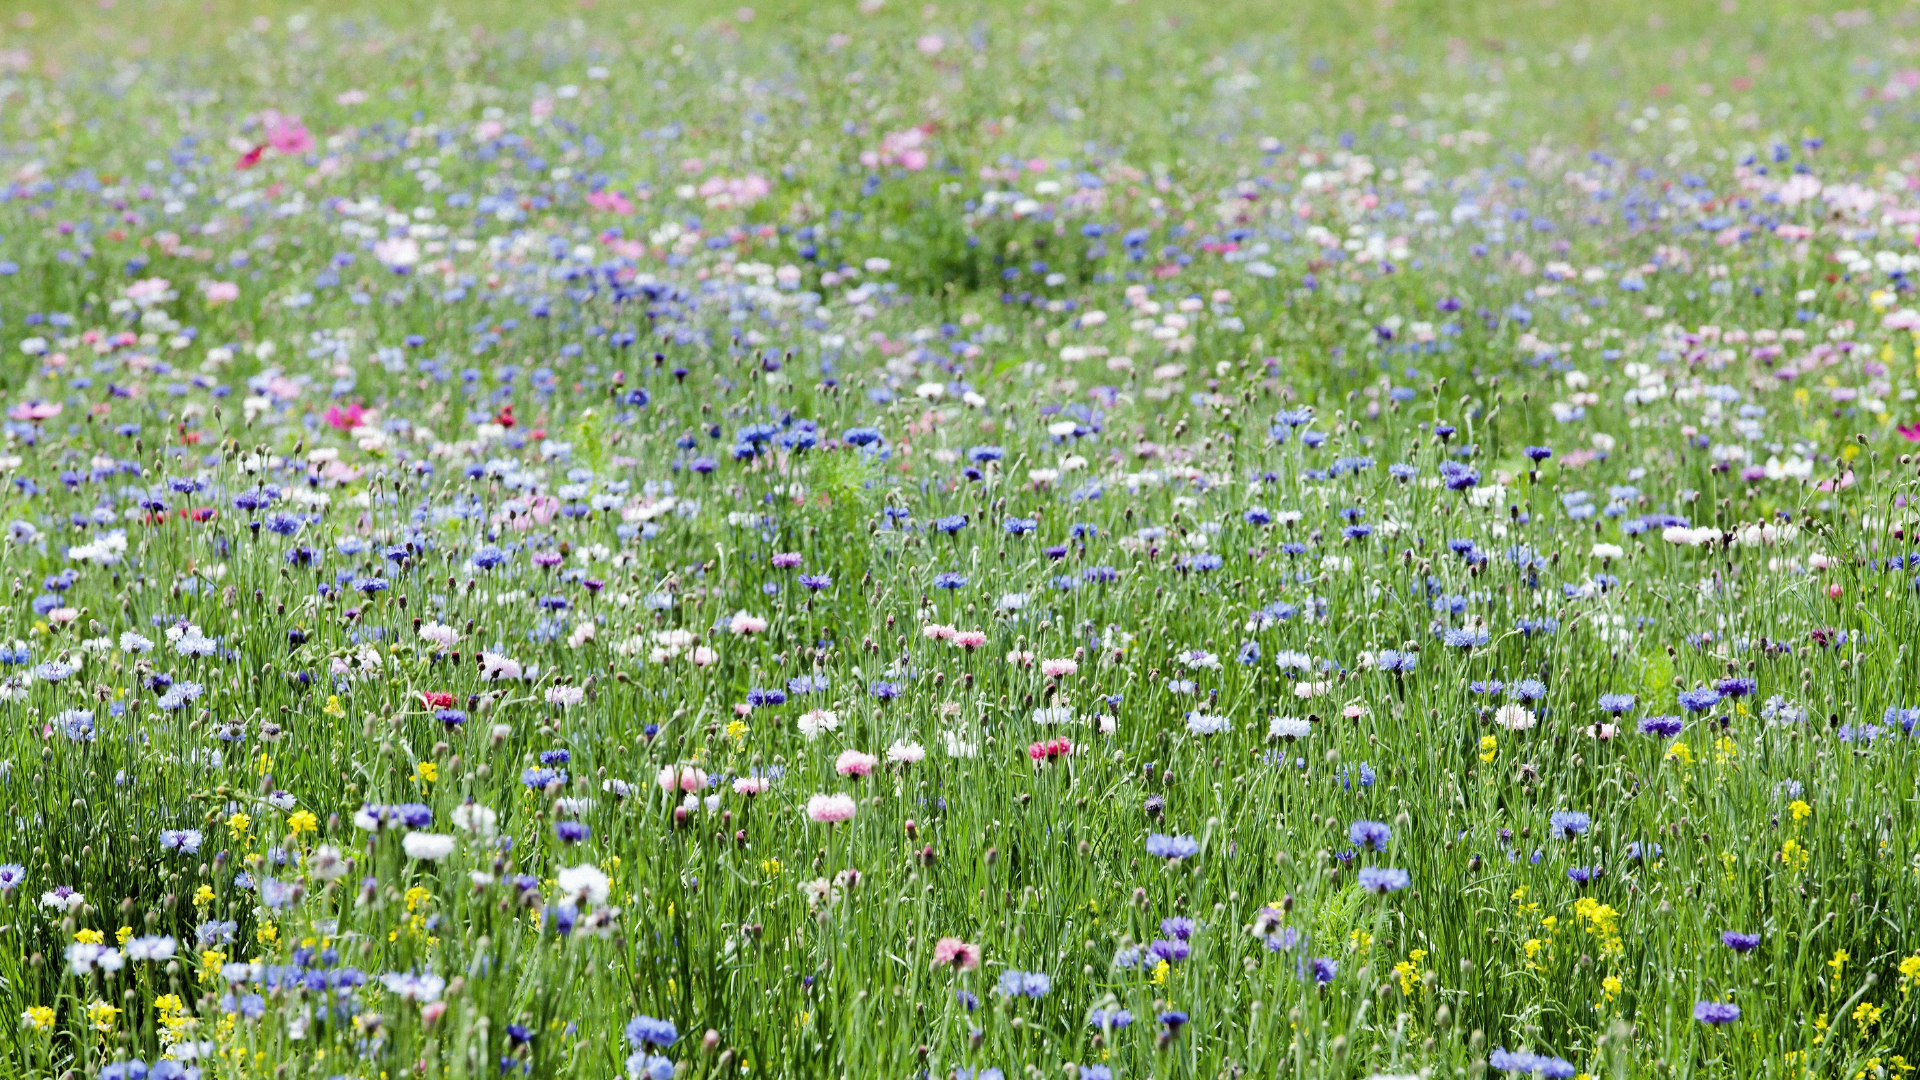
(922, 623, 955, 641)
(658, 763, 708, 794)
(952, 630, 987, 650)
(266, 116, 313, 155)
(203, 281, 239, 304)
(586, 190, 634, 215)
(690, 646, 718, 667)
(6, 401, 61, 422)
(325, 403, 365, 431)
(1039, 658, 1078, 678)
(835, 750, 878, 777)
(733, 776, 771, 796)
(805, 792, 858, 823)
(915, 34, 945, 54)
(931, 936, 980, 971)
(729, 611, 769, 635)
(696, 174, 772, 209)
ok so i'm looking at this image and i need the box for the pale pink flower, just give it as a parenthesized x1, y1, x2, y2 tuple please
(1006, 649, 1034, 667)
(690, 646, 718, 667)
(915, 34, 945, 54)
(805, 792, 857, 823)
(733, 776, 771, 796)
(728, 611, 769, 635)
(658, 763, 708, 794)
(922, 623, 956, 641)
(931, 936, 980, 971)
(1040, 658, 1078, 678)
(202, 281, 239, 304)
(885, 739, 925, 765)
(952, 630, 987, 650)
(835, 750, 878, 777)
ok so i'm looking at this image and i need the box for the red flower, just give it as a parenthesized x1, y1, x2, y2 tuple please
(493, 404, 516, 428)
(1898, 423, 1920, 442)
(234, 144, 267, 171)
(420, 692, 455, 709)
(1027, 737, 1073, 763)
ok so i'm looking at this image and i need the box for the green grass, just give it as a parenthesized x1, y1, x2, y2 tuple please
(0, 1, 1914, 1078)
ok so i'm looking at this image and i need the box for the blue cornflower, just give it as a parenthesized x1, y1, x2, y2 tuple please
(1145, 833, 1199, 859)
(1548, 811, 1591, 839)
(995, 970, 1051, 998)
(1639, 715, 1683, 738)
(1356, 866, 1410, 893)
(624, 1015, 678, 1049)
(1348, 820, 1391, 851)
(1677, 686, 1723, 712)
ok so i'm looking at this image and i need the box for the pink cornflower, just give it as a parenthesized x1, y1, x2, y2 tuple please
(1040, 658, 1078, 678)
(953, 630, 987, 649)
(805, 793, 858, 823)
(931, 936, 980, 971)
(771, 552, 803, 569)
(1006, 649, 1034, 667)
(733, 776, 771, 796)
(657, 764, 708, 794)
(835, 750, 878, 777)
(922, 623, 956, 641)
(1028, 737, 1073, 764)
(729, 611, 769, 635)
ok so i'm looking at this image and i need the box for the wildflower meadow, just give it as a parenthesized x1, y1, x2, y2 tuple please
(1, 0, 1920, 1076)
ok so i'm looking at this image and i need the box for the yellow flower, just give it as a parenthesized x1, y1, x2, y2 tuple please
(115, 925, 133, 945)
(1853, 1001, 1883, 1028)
(21, 1006, 54, 1030)
(405, 886, 432, 913)
(74, 928, 104, 945)
(227, 812, 251, 834)
(1790, 799, 1812, 822)
(193, 884, 215, 906)
(199, 950, 226, 985)
(1665, 741, 1693, 765)
(256, 922, 278, 945)
(1601, 974, 1623, 1001)
(85, 1000, 120, 1032)
(415, 761, 438, 785)
(1781, 836, 1810, 871)
(1478, 735, 1497, 763)
(323, 695, 346, 718)
(1829, 949, 1849, 977)
(725, 718, 749, 743)
(288, 809, 319, 836)
(1150, 958, 1170, 986)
